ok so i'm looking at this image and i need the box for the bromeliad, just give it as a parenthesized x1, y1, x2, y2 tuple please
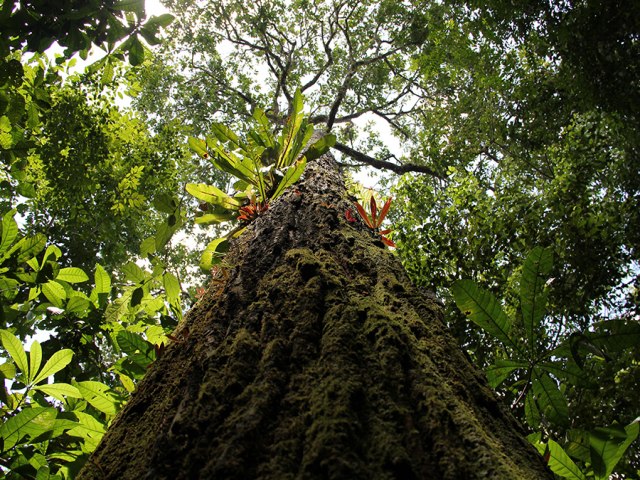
(350, 195, 396, 248)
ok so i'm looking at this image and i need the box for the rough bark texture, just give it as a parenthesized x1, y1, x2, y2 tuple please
(79, 154, 551, 479)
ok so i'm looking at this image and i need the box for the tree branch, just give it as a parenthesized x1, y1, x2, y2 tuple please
(333, 142, 444, 178)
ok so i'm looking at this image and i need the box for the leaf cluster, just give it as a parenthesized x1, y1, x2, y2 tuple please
(451, 247, 640, 479)
(187, 89, 335, 270)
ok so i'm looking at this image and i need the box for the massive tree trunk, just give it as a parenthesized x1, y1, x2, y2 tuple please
(79, 154, 550, 479)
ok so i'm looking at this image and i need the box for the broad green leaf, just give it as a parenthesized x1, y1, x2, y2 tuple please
(0, 362, 16, 379)
(546, 439, 587, 480)
(305, 133, 336, 162)
(42, 281, 66, 307)
(28, 340, 42, 384)
(0, 209, 18, 256)
(41, 245, 62, 265)
(119, 374, 136, 393)
(532, 370, 569, 427)
(186, 183, 241, 209)
(589, 420, 639, 479)
(485, 359, 528, 388)
(65, 296, 92, 316)
(565, 429, 591, 463)
(195, 211, 237, 224)
(140, 236, 156, 257)
(163, 272, 180, 305)
(0, 277, 19, 299)
(524, 390, 541, 428)
(56, 267, 89, 284)
(0, 329, 29, 378)
(66, 411, 106, 451)
(114, 0, 144, 13)
(147, 13, 175, 28)
(527, 432, 545, 455)
(34, 383, 82, 401)
(75, 381, 119, 415)
(16, 233, 46, 262)
(538, 361, 586, 385)
(188, 136, 208, 157)
(0, 407, 57, 451)
(199, 237, 229, 271)
(520, 247, 552, 353)
(451, 280, 517, 350)
(116, 330, 154, 357)
(31, 349, 73, 385)
(122, 261, 146, 284)
(271, 157, 306, 200)
(94, 263, 111, 294)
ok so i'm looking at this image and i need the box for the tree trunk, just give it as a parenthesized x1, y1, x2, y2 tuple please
(79, 154, 551, 479)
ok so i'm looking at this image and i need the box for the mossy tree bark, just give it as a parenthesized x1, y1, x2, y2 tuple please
(79, 154, 551, 479)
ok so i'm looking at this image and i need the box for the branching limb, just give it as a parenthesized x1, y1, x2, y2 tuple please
(333, 141, 444, 178)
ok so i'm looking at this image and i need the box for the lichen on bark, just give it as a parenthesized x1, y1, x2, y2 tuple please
(79, 154, 551, 479)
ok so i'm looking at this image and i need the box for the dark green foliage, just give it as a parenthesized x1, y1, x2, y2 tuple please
(451, 248, 640, 478)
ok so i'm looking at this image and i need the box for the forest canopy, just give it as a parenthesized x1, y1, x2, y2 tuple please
(0, 0, 638, 478)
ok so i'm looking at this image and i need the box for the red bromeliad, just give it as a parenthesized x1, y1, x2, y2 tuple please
(237, 197, 269, 222)
(349, 196, 396, 248)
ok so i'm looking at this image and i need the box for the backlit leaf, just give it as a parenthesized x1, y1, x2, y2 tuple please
(31, 349, 74, 385)
(34, 383, 82, 401)
(546, 439, 586, 480)
(0, 329, 29, 378)
(56, 267, 89, 284)
(451, 280, 517, 350)
(28, 340, 42, 384)
(520, 246, 552, 354)
(0, 407, 57, 451)
(75, 381, 119, 415)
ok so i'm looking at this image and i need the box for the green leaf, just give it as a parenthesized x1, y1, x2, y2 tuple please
(0, 362, 16, 380)
(0, 407, 57, 451)
(17, 233, 46, 262)
(153, 193, 178, 214)
(74, 381, 119, 415)
(33, 383, 82, 402)
(66, 411, 106, 450)
(163, 272, 180, 305)
(195, 211, 237, 224)
(127, 36, 145, 66)
(271, 157, 306, 200)
(66, 295, 92, 316)
(0, 329, 29, 378)
(28, 340, 42, 384)
(31, 349, 74, 385)
(524, 390, 541, 429)
(0, 209, 19, 256)
(532, 370, 569, 427)
(186, 183, 242, 209)
(451, 280, 517, 350)
(113, 0, 145, 13)
(304, 133, 336, 162)
(188, 136, 208, 157)
(520, 247, 552, 354)
(147, 13, 175, 28)
(122, 261, 145, 284)
(94, 264, 111, 294)
(589, 420, 639, 479)
(56, 267, 89, 284)
(199, 237, 229, 271)
(116, 330, 154, 357)
(485, 359, 528, 388)
(42, 281, 67, 307)
(140, 236, 156, 257)
(546, 439, 587, 480)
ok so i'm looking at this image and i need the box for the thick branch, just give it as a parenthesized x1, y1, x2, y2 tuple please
(333, 142, 444, 178)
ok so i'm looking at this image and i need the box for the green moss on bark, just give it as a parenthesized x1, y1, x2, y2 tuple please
(79, 155, 550, 479)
